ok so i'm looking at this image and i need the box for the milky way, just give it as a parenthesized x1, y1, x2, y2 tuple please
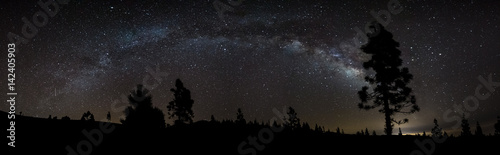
(1, 0, 499, 135)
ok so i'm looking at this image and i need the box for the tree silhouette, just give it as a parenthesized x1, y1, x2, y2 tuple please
(474, 121, 484, 136)
(106, 111, 111, 122)
(460, 114, 472, 137)
(422, 131, 427, 137)
(210, 114, 216, 122)
(372, 130, 377, 136)
(48, 115, 52, 119)
(336, 127, 341, 134)
(357, 22, 419, 135)
(167, 79, 194, 125)
(398, 127, 402, 136)
(121, 84, 166, 129)
(286, 106, 300, 130)
(302, 122, 311, 131)
(365, 128, 370, 136)
(236, 108, 246, 124)
(431, 118, 443, 138)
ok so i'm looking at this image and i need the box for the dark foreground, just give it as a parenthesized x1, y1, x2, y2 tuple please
(4, 113, 500, 155)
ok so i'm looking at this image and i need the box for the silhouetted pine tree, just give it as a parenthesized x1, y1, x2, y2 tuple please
(357, 22, 419, 136)
(398, 127, 402, 136)
(431, 118, 443, 138)
(336, 127, 341, 134)
(422, 131, 427, 137)
(286, 107, 300, 130)
(236, 108, 246, 124)
(365, 128, 370, 136)
(210, 115, 216, 122)
(121, 84, 166, 129)
(167, 79, 195, 125)
(475, 121, 484, 136)
(460, 114, 472, 137)
(106, 111, 111, 122)
(372, 130, 377, 136)
(302, 122, 311, 131)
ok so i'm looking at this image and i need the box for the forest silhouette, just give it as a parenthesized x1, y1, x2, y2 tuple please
(4, 23, 500, 155)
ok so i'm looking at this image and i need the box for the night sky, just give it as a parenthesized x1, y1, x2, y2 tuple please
(1, 0, 499, 135)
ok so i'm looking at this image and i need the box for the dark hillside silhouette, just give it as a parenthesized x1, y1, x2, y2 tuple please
(357, 22, 419, 135)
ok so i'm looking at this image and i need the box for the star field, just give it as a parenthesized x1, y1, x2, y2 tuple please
(1, 0, 499, 135)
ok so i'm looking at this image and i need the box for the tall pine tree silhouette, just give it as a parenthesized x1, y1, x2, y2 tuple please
(475, 121, 484, 136)
(286, 106, 300, 130)
(167, 79, 195, 125)
(357, 22, 419, 135)
(460, 114, 472, 137)
(431, 118, 443, 138)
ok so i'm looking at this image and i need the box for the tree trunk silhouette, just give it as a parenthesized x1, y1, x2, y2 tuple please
(384, 99, 392, 135)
